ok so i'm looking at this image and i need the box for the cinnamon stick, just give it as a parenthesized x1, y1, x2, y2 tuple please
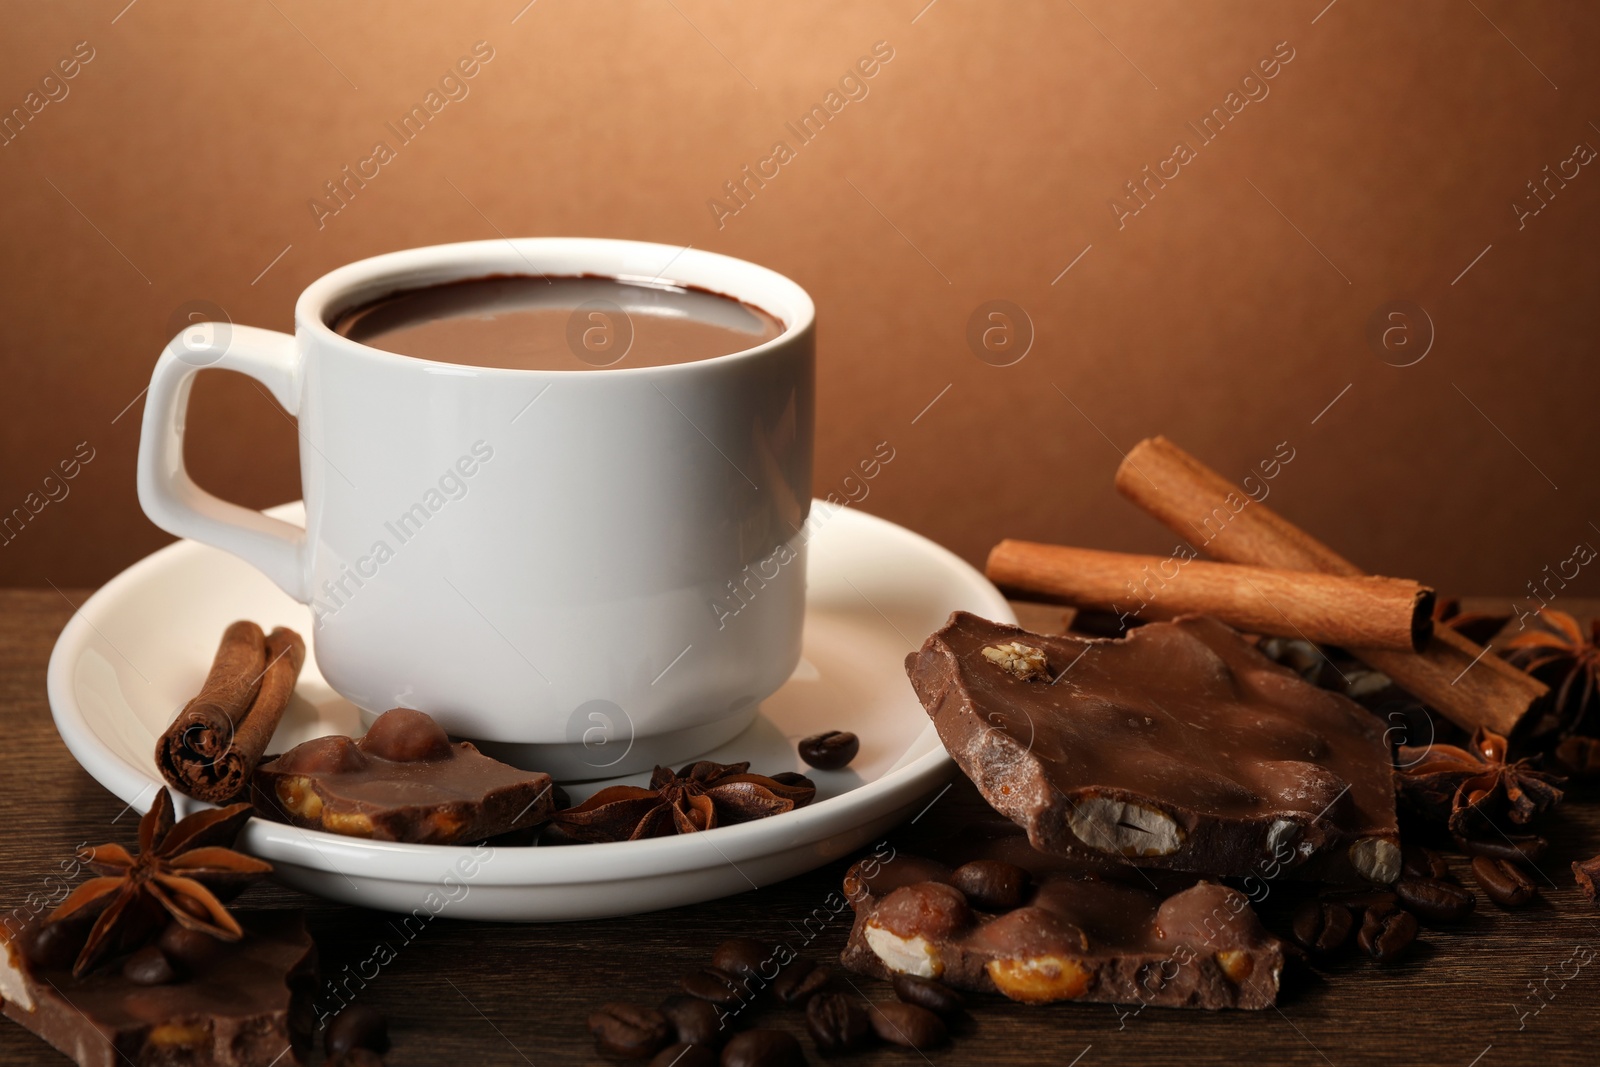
(986, 540, 1433, 652)
(1113, 436, 1546, 735)
(157, 622, 305, 803)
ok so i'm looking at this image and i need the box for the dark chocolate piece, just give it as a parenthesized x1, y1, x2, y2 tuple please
(0, 913, 315, 1067)
(252, 708, 553, 844)
(839, 833, 1285, 1010)
(906, 612, 1400, 883)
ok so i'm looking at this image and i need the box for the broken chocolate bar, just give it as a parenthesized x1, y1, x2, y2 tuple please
(907, 613, 1400, 883)
(839, 828, 1285, 1010)
(0, 912, 316, 1067)
(252, 708, 554, 844)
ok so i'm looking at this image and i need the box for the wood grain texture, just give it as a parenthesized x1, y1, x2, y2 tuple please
(2, 590, 1598, 1066)
(986, 539, 1432, 651)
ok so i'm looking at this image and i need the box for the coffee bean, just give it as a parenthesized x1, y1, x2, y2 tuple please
(949, 859, 1030, 911)
(651, 1043, 717, 1067)
(870, 1002, 948, 1049)
(157, 923, 219, 972)
(710, 938, 771, 981)
(21, 921, 80, 969)
(589, 1002, 671, 1059)
(1394, 877, 1475, 924)
(1289, 900, 1353, 953)
(720, 1029, 804, 1067)
(327, 1050, 385, 1067)
(1401, 844, 1451, 882)
(798, 731, 859, 770)
(891, 974, 964, 1015)
(1356, 906, 1418, 964)
(682, 967, 745, 1007)
(326, 1004, 391, 1055)
(771, 960, 829, 1005)
(659, 994, 724, 1048)
(1457, 833, 1548, 864)
(121, 945, 177, 986)
(806, 992, 871, 1053)
(1472, 855, 1538, 908)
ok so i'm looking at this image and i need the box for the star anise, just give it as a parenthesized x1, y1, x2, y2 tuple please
(1432, 596, 1510, 647)
(1504, 609, 1600, 734)
(546, 760, 816, 844)
(45, 788, 271, 977)
(1396, 727, 1563, 835)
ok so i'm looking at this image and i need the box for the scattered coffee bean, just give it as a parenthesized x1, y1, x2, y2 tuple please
(798, 731, 859, 770)
(1357, 906, 1418, 964)
(1394, 877, 1475, 924)
(326, 1004, 391, 1056)
(1472, 855, 1538, 908)
(806, 992, 872, 1054)
(1456, 833, 1548, 864)
(721, 1029, 804, 1067)
(157, 923, 219, 972)
(771, 959, 829, 1005)
(121, 945, 177, 986)
(1401, 844, 1451, 882)
(682, 966, 745, 1007)
(891, 974, 964, 1015)
(589, 1002, 671, 1059)
(327, 1050, 385, 1067)
(710, 938, 771, 981)
(1289, 899, 1353, 953)
(660, 994, 724, 1048)
(949, 859, 1030, 911)
(652, 1043, 717, 1067)
(870, 1002, 948, 1049)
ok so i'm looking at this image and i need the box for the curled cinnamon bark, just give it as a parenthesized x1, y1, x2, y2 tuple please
(157, 622, 305, 803)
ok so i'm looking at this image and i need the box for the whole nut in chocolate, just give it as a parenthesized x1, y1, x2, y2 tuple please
(798, 730, 859, 770)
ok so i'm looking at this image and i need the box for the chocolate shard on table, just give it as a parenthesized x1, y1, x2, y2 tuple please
(839, 827, 1285, 1010)
(907, 612, 1400, 883)
(252, 708, 554, 844)
(0, 911, 316, 1067)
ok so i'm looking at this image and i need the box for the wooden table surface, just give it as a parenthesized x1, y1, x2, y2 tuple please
(3, 589, 1598, 1067)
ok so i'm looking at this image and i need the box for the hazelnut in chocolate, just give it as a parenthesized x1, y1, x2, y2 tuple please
(252, 708, 554, 844)
(906, 613, 1400, 883)
(839, 829, 1285, 1010)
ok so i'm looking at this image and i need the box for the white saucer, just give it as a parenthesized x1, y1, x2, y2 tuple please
(47, 501, 1013, 921)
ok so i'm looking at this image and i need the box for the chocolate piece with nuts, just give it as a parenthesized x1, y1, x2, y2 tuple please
(0, 912, 316, 1067)
(838, 833, 1285, 1010)
(907, 613, 1401, 883)
(252, 708, 554, 844)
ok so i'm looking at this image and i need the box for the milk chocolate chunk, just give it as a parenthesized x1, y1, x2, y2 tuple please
(839, 834, 1284, 1010)
(252, 708, 554, 844)
(907, 613, 1399, 883)
(0, 913, 316, 1067)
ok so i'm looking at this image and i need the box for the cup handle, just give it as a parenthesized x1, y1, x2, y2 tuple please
(136, 324, 311, 603)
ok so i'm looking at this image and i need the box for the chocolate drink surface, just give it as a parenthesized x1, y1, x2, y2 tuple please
(330, 274, 785, 370)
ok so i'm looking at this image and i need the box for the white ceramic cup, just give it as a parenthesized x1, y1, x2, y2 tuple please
(137, 238, 815, 779)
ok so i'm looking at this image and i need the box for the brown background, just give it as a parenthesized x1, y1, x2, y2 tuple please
(2, 0, 1597, 607)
